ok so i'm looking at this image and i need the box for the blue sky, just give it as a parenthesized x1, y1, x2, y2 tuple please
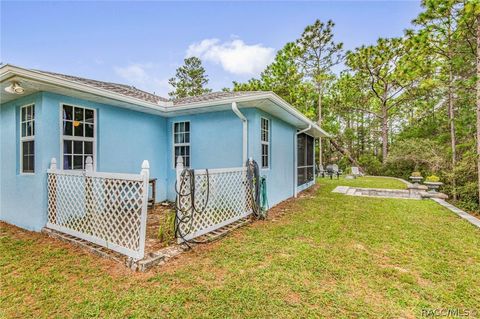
(1, 1, 422, 97)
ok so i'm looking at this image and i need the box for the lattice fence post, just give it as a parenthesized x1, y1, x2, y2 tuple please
(84, 156, 95, 236)
(48, 158, 58, 224)
(175, 156, 184, 244)
(138, 160, 150, 260)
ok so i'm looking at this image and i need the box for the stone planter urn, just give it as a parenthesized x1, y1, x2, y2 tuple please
(409, 176, 423, 186)
(424, 181, 443, 193)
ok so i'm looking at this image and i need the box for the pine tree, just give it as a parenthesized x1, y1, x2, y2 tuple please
(169, 57, 212, 99)
(296, 19, 344, 166)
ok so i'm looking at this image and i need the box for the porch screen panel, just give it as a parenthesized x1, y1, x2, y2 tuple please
(297, 133, 314, 186)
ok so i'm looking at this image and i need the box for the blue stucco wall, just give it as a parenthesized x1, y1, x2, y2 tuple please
(165, 109, 250, 200)
(1, 92, 302, 232)
(250, 110, 296, 206)
(1, 92, 168, 231)
(1, 93, 46, 231)
(166, 108, 296, 206)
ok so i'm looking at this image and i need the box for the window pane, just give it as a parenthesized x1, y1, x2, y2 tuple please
(31, 105, 35, 120)
(21, 123, 26, 137)
(85, 109, 94, 123)
(175, 146, 180, 157)
(84, 141, 93, 155)
(185, 122, 190, 132)
(22, 141, 29, 155)
(22, 141, 34, 173)
(64, 140, 72, 154)
(185, 156, 190, 167)
(26, 106, 33, 121)
(74, 107, 84, 121)
(73, 155, 83, 169)
(174, 122, 179, 133)
(64, 155, 72, 170)
(85, 124, 94, 137)
(63, 105, 73, 120)
(23, 154, 29, 172)
(185, 146, 190, 156)
(184, 133, 190, 143)
(26, 121, 32, 136)
(63, 121, 73, 135)
(74, 141, 83, 154)
(176, 133, 184, 143)
(32, 121, 35, 136)
(21, 107, 26, 122)
(74, 122, 84, 137)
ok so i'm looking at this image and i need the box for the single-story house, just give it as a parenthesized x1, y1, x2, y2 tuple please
(0, 64, 329, 232)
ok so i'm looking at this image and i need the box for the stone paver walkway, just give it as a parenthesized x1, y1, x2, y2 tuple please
(432, 198, 480, 229)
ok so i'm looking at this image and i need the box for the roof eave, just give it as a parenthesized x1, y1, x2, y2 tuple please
(0, 64, 170, 111)
(0, 64, 331, 137)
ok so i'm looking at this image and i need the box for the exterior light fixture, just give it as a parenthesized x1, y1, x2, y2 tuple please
(4, 81, 25, 94)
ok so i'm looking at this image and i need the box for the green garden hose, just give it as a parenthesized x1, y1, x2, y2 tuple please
(259, 176, 268, 218)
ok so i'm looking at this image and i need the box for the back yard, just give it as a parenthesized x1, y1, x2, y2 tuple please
(1, 177, 479, 318)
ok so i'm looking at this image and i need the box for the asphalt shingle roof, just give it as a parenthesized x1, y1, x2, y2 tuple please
(36, 70, 169, 104)
(33, 69, 267, 106)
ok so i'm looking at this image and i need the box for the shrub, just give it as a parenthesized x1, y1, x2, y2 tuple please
(386, 138, 446, 175)
(426, 175, 440, 183)
(358, 154, 383, 175)
(411, 171, 422, 177)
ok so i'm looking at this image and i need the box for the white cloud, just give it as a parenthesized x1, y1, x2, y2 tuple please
(114, 63, 150, 83)
(186, 38, 275, 76)
(113, 63, 172, 96)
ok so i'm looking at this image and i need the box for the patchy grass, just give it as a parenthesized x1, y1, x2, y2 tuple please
(1, 176, 479, 318)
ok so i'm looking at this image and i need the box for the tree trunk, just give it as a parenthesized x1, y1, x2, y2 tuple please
(447, 13, 457, 200)
(381, 104, 388, 164)
(330, 139, 363, 172)
(477, 14, 480, 207)
(317, 84, 323, 167)
(448, 62, 457, 200)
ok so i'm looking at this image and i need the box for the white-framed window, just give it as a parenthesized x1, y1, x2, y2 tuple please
(261, 117, 270, 169)
(61, 104, 96, 170)
(20, 104, 35, 173)
(173, 121, 190, 167)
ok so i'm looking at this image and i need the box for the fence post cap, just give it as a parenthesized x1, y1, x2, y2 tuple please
(85, 156, 93, 172)
(141, 160, 150, 170)
(50, 157, 57, 169)
(176, 156, 184, 165)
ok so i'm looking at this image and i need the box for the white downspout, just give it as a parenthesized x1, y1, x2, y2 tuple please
(232, 101, 248, 166)
(294, 125, 312, 197)
(297, 124, 311, 136)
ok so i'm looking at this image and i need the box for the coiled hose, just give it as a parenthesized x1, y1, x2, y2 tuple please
(246, 159, 268, 219)
(175, 160, 268, 247)
(174, 168, 210, 246)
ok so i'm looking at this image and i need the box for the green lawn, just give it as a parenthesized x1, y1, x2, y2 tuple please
(1, 177, 480, 318)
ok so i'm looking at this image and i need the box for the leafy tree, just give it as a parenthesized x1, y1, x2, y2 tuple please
(168, 57, 212, 99)
(346, 37, 429, 163)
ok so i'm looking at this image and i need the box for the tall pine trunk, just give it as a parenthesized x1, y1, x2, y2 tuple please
(477, 14, 480, 207)
(381, 103, 388, 164)
(447, 14, 457, 200)
(448, 64, 457, 200)
(317, 84, 323, 167)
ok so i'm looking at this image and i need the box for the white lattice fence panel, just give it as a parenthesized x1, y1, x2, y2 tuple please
(47, 160, 149, 260)
(177, 167, 253, 240)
